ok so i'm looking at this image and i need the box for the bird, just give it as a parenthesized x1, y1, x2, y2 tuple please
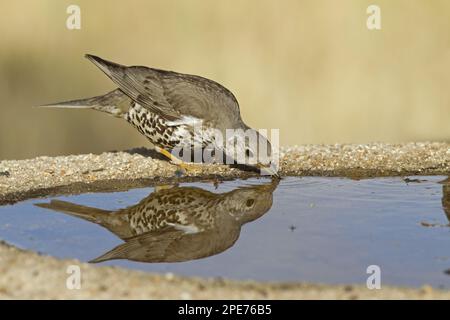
(35, 178, 279, 263)
(41, 54, 278, 176)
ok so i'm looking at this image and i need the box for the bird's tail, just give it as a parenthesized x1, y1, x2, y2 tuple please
(35, 200, 112, 224)
(37, 89, 132, 118)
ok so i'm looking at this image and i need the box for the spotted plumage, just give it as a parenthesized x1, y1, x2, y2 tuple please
(126, 102, 179, 150)
(35, 179, 279, 263)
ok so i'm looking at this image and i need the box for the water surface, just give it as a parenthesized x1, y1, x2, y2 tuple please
(0, 176, 449, 288)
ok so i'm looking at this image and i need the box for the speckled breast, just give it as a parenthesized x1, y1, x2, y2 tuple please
(124, 102, 218, 155)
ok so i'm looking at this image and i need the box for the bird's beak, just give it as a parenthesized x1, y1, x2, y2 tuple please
(257, 163, 281, 178)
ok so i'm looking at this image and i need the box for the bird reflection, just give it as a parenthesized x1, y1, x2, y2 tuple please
(35, 178, 279, 263)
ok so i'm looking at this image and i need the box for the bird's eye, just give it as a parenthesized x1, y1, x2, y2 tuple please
(246, 199, 255, 207)
(245, 149, 253, 158)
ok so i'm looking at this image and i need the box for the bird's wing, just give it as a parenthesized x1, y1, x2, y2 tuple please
(89, 227, 185, 263)
(158, 70, 242, 128)
(85, 54, 241, 127)
(90, 228, 237, 263)
(85, 54, 178, 120)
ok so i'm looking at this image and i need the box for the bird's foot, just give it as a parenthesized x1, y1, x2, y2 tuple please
(174, 162, 203, 176)
(212, 178, 221, 189)
(155, 147, 202, 176)
(155, 184, 178, 192)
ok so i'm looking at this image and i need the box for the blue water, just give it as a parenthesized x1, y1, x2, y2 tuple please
(0, 176, 449, 288)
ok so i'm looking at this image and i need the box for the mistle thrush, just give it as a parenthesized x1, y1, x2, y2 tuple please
(42, 55, 278, 176)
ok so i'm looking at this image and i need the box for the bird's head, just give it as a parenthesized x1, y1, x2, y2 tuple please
(225, 127, 279, 177)
(225, 178, 279, 224)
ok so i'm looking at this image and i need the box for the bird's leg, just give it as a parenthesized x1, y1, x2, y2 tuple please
(155, 147, 179, 163)
(213, 179, 221, 189)
(155, 147, 202, 174)
(154, 183, 178, 192)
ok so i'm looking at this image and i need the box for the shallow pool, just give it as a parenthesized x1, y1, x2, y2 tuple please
(0, 176, 449, 288)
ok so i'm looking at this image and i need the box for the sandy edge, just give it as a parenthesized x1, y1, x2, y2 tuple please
(0, 143, 449, 299)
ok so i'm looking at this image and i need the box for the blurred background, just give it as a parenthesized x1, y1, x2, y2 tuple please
(0, 0, 449, 160)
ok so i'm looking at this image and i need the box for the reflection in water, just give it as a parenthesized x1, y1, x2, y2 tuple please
(442, 177, 449, 222)
(417, 177, 450, 228)
(439, 177, 450, 278)
(36, 179, 279, 263)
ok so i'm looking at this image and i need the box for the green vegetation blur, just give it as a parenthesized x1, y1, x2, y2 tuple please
(0, 0, 449, 159)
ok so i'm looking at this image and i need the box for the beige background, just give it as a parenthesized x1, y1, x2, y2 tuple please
(0, 0, 449, 159)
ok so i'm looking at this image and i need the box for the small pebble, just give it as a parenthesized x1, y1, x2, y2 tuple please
(0, 171, 10, 177)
